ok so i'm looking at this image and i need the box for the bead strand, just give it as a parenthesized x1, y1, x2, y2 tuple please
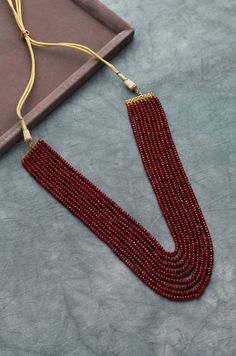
(22, 93, 213, 300)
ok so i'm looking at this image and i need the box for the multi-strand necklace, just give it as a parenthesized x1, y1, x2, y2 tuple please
(7, 0, 214, 300)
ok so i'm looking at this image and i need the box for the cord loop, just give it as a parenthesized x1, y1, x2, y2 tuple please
(7, 0, 139, 145)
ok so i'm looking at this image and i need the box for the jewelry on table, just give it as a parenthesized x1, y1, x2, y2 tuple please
(7, 0, 214, 300)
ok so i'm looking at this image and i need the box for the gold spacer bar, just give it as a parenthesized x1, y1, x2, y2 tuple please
(125, 91, 156, 104)
(22, 138, 41, 162)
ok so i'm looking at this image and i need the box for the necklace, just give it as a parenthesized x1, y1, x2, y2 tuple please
(7, 0, 214, 300)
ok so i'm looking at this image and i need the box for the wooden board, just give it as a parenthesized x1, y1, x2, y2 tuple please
(0, 0, 134, 154)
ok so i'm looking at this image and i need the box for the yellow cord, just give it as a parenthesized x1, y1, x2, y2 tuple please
(6, 0, 139, 144)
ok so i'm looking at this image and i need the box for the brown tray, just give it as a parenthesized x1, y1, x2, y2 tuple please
(0, 0, 134, 154)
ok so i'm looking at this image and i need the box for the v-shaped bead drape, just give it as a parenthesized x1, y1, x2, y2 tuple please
(22, 92, 214, 300)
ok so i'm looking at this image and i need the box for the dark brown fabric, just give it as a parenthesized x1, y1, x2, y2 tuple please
(0, 0, 134, 154)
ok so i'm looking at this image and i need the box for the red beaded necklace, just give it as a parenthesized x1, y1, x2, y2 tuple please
(9, 0, 214, 300)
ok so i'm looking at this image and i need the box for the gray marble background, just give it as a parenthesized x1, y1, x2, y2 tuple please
(0, 0, 236, 355)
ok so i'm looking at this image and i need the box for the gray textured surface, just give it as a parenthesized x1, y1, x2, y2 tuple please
(0, 0, 236, 355)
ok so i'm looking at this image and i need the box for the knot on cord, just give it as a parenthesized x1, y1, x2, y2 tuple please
(21, 29, 30, 39)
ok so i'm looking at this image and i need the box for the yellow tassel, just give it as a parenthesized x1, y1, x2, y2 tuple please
(23, 128, 32, 143)
(21, 119, 32, 143)
(124, 79, 138, 92)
